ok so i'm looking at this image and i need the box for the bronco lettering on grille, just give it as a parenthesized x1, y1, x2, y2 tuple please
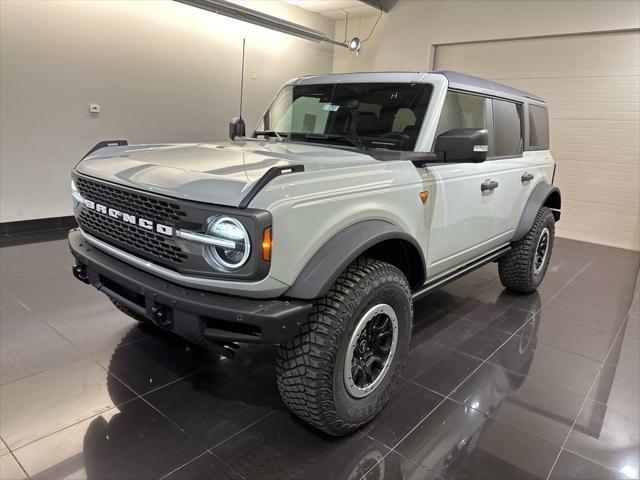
(82, 199, 173, 236)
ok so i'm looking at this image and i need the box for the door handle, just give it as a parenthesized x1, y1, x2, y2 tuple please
(481, 179, 499, 192)
(521, 172, 534, 182)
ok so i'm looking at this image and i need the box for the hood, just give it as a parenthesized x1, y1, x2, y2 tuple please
(76, 141, 378, 207)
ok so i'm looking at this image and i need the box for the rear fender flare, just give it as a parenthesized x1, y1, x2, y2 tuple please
(512, 182, 561, 242)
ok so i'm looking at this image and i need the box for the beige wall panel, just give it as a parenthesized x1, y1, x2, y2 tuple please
(0, 0, 334, 223)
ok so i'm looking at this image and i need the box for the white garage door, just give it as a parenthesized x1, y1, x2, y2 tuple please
(434, 31, 640, 251)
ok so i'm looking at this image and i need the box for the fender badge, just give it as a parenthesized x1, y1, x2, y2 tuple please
(419, 191, 429, 204)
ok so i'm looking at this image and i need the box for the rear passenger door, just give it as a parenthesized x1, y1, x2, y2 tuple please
(486, 98, 529, 240)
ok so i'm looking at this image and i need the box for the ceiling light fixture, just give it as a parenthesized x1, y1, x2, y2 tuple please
(348, 37, 361, 53)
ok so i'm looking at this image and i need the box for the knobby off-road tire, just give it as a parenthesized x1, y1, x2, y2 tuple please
(110, 298, 151, 324)
(276, 257, 413, 436)
(499, 207, 555, 294)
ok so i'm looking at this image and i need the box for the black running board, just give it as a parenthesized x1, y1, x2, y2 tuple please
(411, 245, 511, 302)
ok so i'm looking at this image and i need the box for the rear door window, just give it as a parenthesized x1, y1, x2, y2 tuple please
(492, 99, 523, 157)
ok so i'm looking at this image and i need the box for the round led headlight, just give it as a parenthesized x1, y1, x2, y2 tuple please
(203, 216, 251, 271)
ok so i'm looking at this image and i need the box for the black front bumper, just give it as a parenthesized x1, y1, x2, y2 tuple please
(68, 229, 312, 345)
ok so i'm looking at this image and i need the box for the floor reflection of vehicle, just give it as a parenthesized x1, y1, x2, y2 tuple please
(80, 292, 541, 480)
(391, 292, 542, 480)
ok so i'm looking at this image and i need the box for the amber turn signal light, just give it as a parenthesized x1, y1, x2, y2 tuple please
(262, 227, 272, 262)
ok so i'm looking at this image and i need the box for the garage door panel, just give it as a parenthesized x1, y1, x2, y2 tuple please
(435, 31, 640, 250)
(552, 143, 636, 157)
(560, 161, 640, 179)
(556, 135, 639, 148)
(553, 126, 640, 140)
(487, 76, 640, 90)
(550, 103, 639, 114)
(551, 110, 639, 122)
(563, 200, 640, 220)
(555, 173, 639, 191)
(551, 119, 639, 130)
(559, 169, 640, 186)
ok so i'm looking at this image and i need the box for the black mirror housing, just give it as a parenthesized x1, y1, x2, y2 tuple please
(434, 128, 489, 163)
(229, 117, 246, 141)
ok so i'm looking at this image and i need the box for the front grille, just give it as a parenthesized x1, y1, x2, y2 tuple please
(75, 176, 189, 265)
(75, 177, 187, 223)
(79, 209, 188, 264)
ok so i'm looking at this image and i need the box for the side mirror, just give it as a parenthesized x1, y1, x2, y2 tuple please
(229, 116, 246, 141)
(434, 128, 489, 162)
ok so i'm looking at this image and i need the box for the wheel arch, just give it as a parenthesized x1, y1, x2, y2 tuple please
(285, 220, 426, 300)
(512, 182, 561, 242)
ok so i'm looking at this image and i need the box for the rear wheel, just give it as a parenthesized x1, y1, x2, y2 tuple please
(499, 207, 555, 293)
(276, 257, 412, 436)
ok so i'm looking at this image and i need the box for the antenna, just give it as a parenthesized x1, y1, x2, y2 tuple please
(239, 37, 245, 120)
(229, 38, 247, 140)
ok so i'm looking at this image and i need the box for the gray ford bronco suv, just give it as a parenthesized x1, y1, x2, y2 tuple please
(69, 71, 560, 436)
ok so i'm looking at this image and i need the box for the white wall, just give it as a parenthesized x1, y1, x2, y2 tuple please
(0, 0, 334, 223)
(333, 0, 640, 72)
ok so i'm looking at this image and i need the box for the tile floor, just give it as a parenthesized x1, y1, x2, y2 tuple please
(0, 231, 638, 480)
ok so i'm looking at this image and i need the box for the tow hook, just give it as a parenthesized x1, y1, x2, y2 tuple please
(152, 305, 173, 328)
(72, 264, 89, 284)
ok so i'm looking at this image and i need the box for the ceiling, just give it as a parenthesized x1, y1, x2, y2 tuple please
(283, 0, 380, 19)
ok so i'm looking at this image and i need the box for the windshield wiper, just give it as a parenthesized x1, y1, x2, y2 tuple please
(304, 134, 368, 150)
(254, 130, 287, 142)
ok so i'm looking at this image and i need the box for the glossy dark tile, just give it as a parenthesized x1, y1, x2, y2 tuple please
(162, 451, 241, 480)
(1, 235, 637, 480)
(417, 314, 511, 362)
(360, 449, 444, 480)
(450, 362, 586, 446)
(589, 361, 640, 419)
(363, 381, 445, 447)
(11, 398, 208, 480)
(396, 397, 561, 479)
(0, 310, 85, 385)
(523, 311, 619, 362)
(541, 297, 627, 335)
(489, 333, 601, 396)
(52, 308, 147, 357)
(95, 329, 219, 396)
(565, 400, 639, 475)
(0, 358, 135, 449)
(0, 228, 70, 248)
(402, 345, 482, 397)
(144, 360, 279, 449)
(211, 410, 393, 480)
(549, 450, 630, 480)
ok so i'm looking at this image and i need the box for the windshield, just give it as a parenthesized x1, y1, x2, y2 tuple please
(255, 82, 433, 151)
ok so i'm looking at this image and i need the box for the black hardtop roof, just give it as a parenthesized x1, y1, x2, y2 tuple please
(435, 71, 546, 103)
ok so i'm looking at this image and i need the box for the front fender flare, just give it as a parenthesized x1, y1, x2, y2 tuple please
(285, 220, 425, 300)
(512, 182, 561, 242)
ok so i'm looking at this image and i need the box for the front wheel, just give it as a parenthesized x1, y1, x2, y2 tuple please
(498, 207, 555, 293)
(276, 258, 413, 436)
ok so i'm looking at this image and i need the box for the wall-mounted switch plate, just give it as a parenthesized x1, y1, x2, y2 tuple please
(89, 104, 101, 113)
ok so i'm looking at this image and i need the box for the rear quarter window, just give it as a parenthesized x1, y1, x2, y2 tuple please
(528, 104, 549, 149)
